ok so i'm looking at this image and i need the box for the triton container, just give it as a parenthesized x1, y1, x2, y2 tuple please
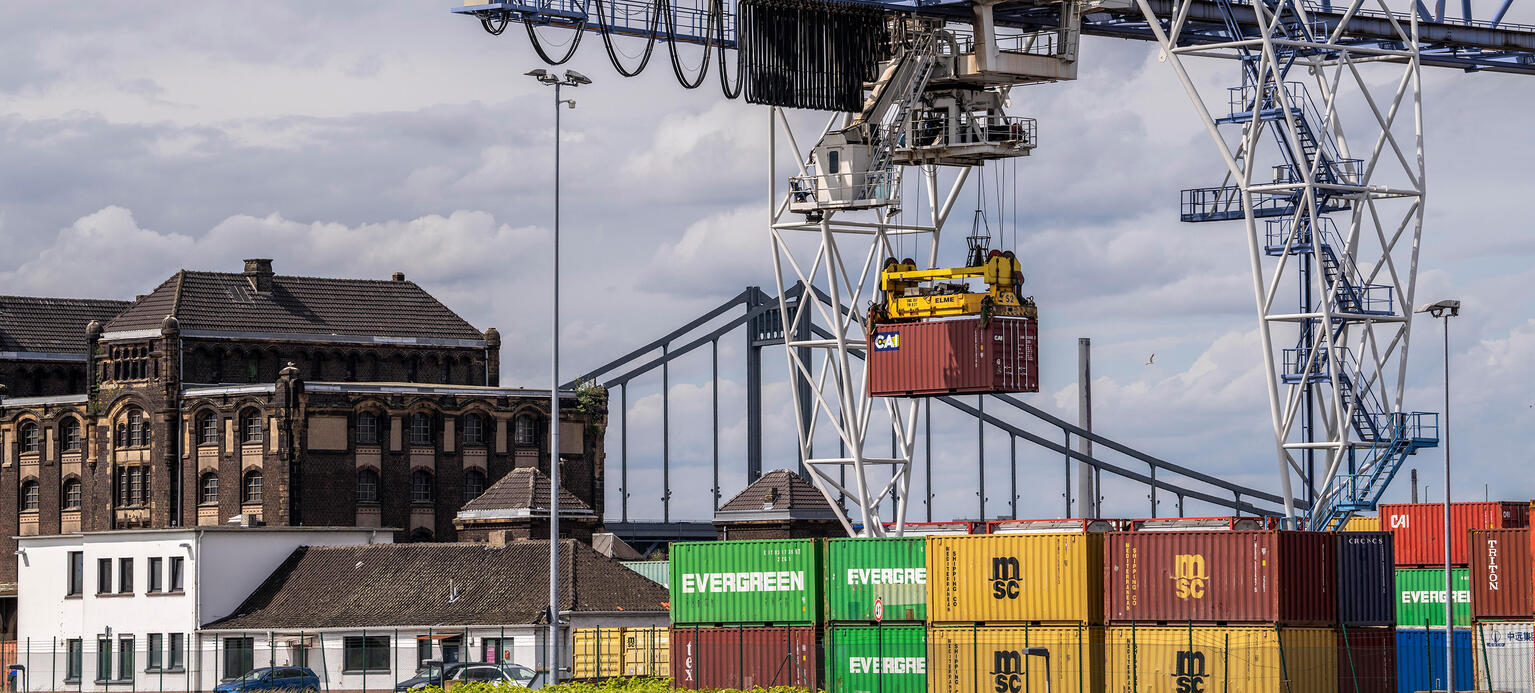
(927, 624, 1103, 693)
(668, 539, 822, 625)
(1336, 626, 1396, 693)
(927, 533, 1104, 624)
(1103, 530, 1336, 624)
(1395, 567, 1471, 627)
(822, 624, 926, 693)
(1379, 501, 1529, 566)
(866, 316, 1038, 397)
(1470, 528, 1533, 620)
(669, 625, 820, 690)
(1104, 625, 1338, 693)
(825, 537, 926, 622)
(1336, 531, 1395, 627)
(1395, 627, 1473, 693)
(1473, 620, 1534, 693)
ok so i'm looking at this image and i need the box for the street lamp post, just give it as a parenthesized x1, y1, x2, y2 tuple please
(1416, 298, 1460, 693)
(526, 67, 591, 686)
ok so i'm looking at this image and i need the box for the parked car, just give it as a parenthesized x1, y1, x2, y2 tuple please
(215, 667, 320, 693)
(448, 663, 541, 689)
(394, 663, 466, 692)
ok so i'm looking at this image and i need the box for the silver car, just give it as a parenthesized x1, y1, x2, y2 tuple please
(448, 663, 541, 689)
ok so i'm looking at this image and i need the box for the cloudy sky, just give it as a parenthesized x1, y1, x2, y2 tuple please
(1, 2, 1530, 524)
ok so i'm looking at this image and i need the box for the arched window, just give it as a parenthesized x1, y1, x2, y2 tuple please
(60, 419, 82, 453)
(18, 423, 39, 454)
(410, 469, 433, 505)
(356, 412, 378, 445)
(463, 469, 486, 501)
(408, 413, 432, 447)
(62, 478, 82, 510)
(241, 409, 264, 445)
(357, 469, 380, 504)
(242, 470, 263, 504)
(514, 414, 537, 446)
(121, 409, 149, 448)
(462, 414, 485, 446)
(19, 481, 39, 512)
(200, 473, 219, 505)
(197, 412, 219, 446)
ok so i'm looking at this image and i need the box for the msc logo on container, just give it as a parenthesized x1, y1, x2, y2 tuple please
(1171, 650, 1208, 693)
(991, 557, 1021, 600)
(990, 650, 1028, 693)
(873, 332, 900, 351)
(1172, 554, 1208, 600)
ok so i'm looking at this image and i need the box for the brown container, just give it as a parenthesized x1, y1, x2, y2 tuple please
(867, 316, 1038, 397)
(1380, 502, 1529, 566)
(1336, 626, 1396, 693)
(1104, 530, 1336, 624)
(669, 625, 820, 690)
(1470, 528, 1533, 620)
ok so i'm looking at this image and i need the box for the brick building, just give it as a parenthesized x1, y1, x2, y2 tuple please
(0, 259, 607, 634)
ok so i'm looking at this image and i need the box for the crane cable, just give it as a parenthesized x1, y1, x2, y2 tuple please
(593, 0, 662, 77)
(525, 17, 588, 65)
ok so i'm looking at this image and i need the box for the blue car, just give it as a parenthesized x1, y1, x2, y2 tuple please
(215, 667, 321, 693)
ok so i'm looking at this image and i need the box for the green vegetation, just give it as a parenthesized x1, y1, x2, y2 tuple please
(416, 678, 816, 693)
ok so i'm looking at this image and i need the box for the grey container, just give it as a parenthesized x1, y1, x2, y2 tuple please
(1337, 530, 1395, 626)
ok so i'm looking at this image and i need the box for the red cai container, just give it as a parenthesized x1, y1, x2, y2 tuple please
(866, 316, 1038, 397)
(1104, 530, 1336, 624)
(1469, 528, 1532, 619)
(1335, 531, 1395, 626)
(1337, 626, 1396, 693)
(670, 626, 820, 690)
(1380, 502, 1529, 566)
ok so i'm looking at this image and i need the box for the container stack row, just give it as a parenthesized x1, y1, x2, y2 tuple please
(1469, 527, 1533, 693)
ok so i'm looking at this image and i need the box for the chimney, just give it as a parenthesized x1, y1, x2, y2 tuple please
(244, 259, 275, 293)
(392, 272, 406, 282)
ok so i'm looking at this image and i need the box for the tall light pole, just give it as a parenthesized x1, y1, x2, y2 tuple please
(1416, 297, 1460, 692)
(526, 66, 591, 686)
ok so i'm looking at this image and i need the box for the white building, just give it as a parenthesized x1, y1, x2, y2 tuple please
(16, 526, 391, 692)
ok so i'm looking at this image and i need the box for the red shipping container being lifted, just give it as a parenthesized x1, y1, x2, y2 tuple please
(670, 626, 820, 690)
(1104, 530, 1337, 624)
(1379, 502, 1529, 566)
(1468, 527, 1532, 619)
(866, 316, 1037, 397)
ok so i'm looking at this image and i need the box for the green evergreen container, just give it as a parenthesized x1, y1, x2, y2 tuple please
(1395, 567, 1471, 626)
(668, 539, 823, 625)
(825, 537, 927, 622)
(823, 624, 927, 693)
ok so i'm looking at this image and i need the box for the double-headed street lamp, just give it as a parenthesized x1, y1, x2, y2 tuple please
(1415, 297, 1460, 692)
(526, 67, 591, 686)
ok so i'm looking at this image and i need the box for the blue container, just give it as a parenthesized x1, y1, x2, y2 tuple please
(1338, 531, 1396, 626)
(1395, 627, 1473, 693)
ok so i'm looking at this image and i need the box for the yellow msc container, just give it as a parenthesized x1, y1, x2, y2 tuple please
(927, 534, 1103, 624)
(1343, 515, 1380, 532)
(620, 627, 669, 677)
(1105, 626, 1337, 693)
(571, 628, 624, 679)
(928, 624, 1104, 693)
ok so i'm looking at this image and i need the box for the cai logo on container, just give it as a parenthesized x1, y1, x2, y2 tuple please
(1171, 554, 1208, 600)
(991, 556, 1021, 599)
(873, 332, 900, 351)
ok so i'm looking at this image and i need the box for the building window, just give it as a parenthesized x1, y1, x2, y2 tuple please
(241, 410, 264, 445)
(96, 558, 112, 595)
(356, 469, 379, 504)
(462, 414, 485, 446)
(222, 637, 254, 680)
(169, 556, 184, 592)
(110, 344, 151, 381)
(67, 551, 84, 596)
(410, 469, 434, 505)
(119, 409, 150, 448)
(243, 471, 263, 504)
(118, 466, 149, 507)
(118, 557, 133, 593)
(169, 633, 185, 670)
(356, 412, 378, 445)
(343, 636, 390, 673)
(198, 412, 219, 446)
(95, 638, 111, 683)
(417, 638, 432, 666)
(463, 469, 486, 501)
(65, 639, 82, 681)
(408, 412, 432, 447)
(514, 414, 537, 446)
(19, 423, 39, 454)
(117, 636, 134, 681)
(149, 557, 163, 593)
(19, 481, 39, 512)
(63, 478, 82, 510)
(200, 474, 219, 505)
(61, 419, 82, 452)
(148, 633, 164, 671)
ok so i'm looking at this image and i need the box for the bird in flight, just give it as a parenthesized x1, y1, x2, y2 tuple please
(1145, 354, 1156, 366)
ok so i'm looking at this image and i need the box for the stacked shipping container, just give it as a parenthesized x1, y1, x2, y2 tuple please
(1469, 527, 1533, 693)
(823, 537, 928, 693)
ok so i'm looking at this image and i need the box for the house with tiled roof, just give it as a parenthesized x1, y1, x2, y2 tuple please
(453, 467, 600, 542)
(0, 295, 130, 397)
(713, 468, 842, 540)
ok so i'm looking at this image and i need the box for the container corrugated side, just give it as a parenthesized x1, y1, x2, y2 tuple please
(867, 316, 1038, 397)
(927, 624, 1103, 693)
(1104, 530, 1336, 624)
(1104, 625, 1336, 693)
(1473, 620, 1534, 693)
(1336, 531, 1395, 626)
(1395, 567, 1471, 627)
(572, 628, 624, 680)
(1396, 627, 1474, 693)
(1380, 501, 1530, 566)
(1345, 515, 1381, 532)
(927, 533, 1103, 624)
(669, 625, 820, 690)
(1336, 626, 1396, 693)
(823, 624, 926, 693)
(668, 539, 822, 625)
(826, 537, 927, 622)
(1470, 528, 1533, 620)
(621, 627, 668, 677)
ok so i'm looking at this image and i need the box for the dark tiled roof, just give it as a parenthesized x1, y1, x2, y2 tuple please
(718, 469, 835, 513)
(105, 269, 483, 341)
(0, 296, 130, 354)
(206, 540, 669, 629)
(461, 468, 593, 514)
